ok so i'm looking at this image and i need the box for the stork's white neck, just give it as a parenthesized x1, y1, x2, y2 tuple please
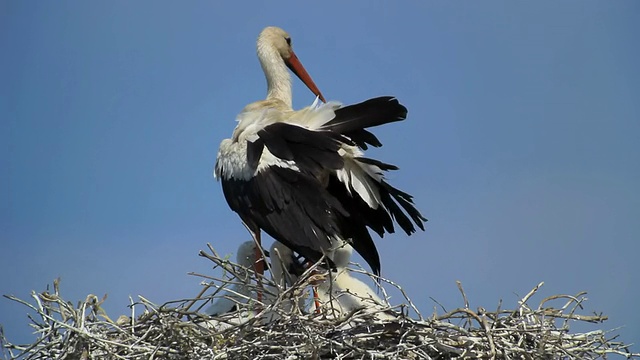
(257, 41, 292, 108)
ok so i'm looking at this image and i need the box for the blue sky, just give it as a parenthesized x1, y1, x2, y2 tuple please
(2, 1, 639, 352)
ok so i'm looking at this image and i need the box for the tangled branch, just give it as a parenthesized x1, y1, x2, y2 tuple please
(1, 245, 637, 359)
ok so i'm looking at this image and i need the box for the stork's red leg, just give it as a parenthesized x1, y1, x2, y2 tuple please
(252, 231, 264, 303)
(312, 286, 321, 314)
(303, 261, 322, 314)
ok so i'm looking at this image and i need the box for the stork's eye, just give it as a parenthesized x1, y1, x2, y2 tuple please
(285, 37, 292, 46)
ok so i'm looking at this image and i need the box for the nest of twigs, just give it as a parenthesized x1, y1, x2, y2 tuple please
(1, 244, 638, 360)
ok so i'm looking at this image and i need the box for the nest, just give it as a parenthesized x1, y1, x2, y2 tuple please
(2, 245, 638, 360)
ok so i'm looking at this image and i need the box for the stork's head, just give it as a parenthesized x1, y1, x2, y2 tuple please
(331, 243, 353, 269)
(257, 26, 326, 103)
(236, 241, 259, 267)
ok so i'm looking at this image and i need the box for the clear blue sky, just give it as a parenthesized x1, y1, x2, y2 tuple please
(2, 1, 639, 352)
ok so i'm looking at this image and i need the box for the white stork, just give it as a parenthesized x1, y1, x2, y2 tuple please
(204, 241, 259, 316)
(204, 241, 303, 320)
(315, 243, 395, 321)
(265, 241, 308, 318)
(214, 26, 426, 280)
(269, 240, 302, 290)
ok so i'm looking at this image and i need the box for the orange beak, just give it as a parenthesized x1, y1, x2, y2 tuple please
(286, 50, 326, 103)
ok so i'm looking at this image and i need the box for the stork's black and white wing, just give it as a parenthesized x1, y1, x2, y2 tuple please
(215, 97, 426, 275)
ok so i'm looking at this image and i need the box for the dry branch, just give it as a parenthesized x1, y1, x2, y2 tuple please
(1, 246, 638, 360)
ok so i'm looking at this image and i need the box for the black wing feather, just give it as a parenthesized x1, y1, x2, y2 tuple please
(322, 97, 407, 150)
(246, 139, 264, 170)
(344, 129, 382, 150)
(258, 122, 346, 177)
(221, 167, 349, 270)
(324, 97, 407, 131)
